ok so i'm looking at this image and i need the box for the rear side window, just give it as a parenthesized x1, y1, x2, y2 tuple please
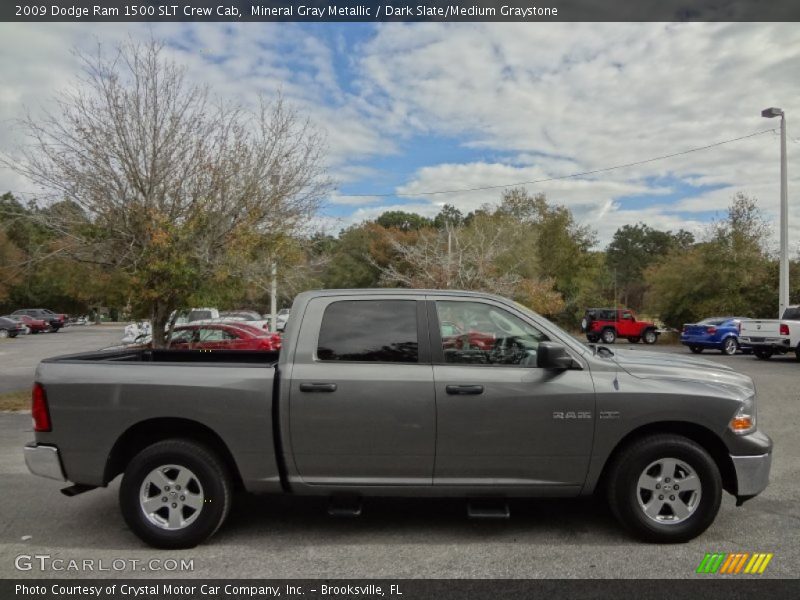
(317, 300, 418, 363)
(782, 307, 800, 320)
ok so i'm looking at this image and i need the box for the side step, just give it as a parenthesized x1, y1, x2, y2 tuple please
(467, 499, 510, 519)
(327, 496, 363, 518)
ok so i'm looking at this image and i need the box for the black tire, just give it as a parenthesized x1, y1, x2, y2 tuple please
(689, 346, 703, 354)
(753, 348, 773, 360)
(606, 434, 722, 543)
(795, 343, 800, 362)
(721, 337, 738, 356)
(627, 337, 641, 344)
(601, 328, 617, 344)
(120, 439, 232, 549)
(642, 329, 658, 345)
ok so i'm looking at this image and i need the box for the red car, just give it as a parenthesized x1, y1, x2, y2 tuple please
(4, 314, 49, 334)
(581, 308, 659, 344)
(168, 323, 281, 351)
(440, 320, 496, 350)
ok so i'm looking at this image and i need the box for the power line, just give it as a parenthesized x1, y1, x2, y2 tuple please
(342, 128, 778, 198)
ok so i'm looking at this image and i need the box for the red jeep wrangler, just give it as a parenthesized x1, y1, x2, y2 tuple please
(581, 308, 659, 344)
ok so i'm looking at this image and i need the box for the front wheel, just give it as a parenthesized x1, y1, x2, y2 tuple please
(120, 439, 232, 549)
(0, 329, 8, 339)
(601, 328, 617, 344)
(606, 434, 721, 543)
(721, 337, 738, 356)
(642, 329, 658, 345)
(753, 348, 773, 360)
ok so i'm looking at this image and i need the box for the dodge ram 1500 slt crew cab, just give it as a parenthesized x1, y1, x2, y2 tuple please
(24, 289, 772, 548)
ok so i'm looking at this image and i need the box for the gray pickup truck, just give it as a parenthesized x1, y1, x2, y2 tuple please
(24, 289, 772, 548)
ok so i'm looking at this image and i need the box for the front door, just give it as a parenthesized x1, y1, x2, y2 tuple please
(289, 297, 436, 485)
(430, 299, 595, 490)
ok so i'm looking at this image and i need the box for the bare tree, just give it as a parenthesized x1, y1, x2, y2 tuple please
(3, 39, 331, 345)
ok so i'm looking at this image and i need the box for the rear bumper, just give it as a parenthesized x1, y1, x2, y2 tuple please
(732, 452, 771, 497)
(24, 443, 66, 481)
(739, 336, 790, 350)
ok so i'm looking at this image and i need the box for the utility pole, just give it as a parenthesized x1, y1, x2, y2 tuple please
(270, 262, 277, 333)
(762, 107, 790, 317)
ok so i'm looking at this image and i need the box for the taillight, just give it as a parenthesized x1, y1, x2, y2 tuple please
(31, 383, 51, 432)
(707, 326, 717, 335)
(780, 323, 790, 336)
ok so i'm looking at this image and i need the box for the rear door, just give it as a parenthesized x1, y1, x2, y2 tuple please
(288, 296, 436, 485)
(430, 298, 595, 490)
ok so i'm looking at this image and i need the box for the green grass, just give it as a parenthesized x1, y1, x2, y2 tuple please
(0, 389, 29, 411)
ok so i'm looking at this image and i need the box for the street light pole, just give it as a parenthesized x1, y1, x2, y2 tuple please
(762, 107, 790, 317)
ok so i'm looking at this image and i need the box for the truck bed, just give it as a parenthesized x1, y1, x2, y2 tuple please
(34, 348, 281, 493)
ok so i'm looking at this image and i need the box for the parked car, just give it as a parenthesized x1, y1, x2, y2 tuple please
(3, 314, 47, 334)
(0, 316, 24, 338)
(681, 317, 750, 355)
(25, 289, 771, 548)
(581, 308, 659, 344)
(168, 323, 281, 351)
(11, 308, 67, 332)
(739, 306, 800, 360)
(218, 311, 271, 331)
(186, 308, 220, 323)
(275, 308, 290, 331)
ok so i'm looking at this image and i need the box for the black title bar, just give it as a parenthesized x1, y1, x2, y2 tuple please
(3, 0, 800, 22)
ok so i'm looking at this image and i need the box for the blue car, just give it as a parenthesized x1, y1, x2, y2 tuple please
(681, 317, 750, 355)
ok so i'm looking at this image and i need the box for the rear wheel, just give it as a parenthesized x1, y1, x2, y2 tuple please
(721, 337, 738, 356)
(0, 329, 8, 339)
(119, 439, 232, 549)
(753, 348, 773, 360)
(601, 328, 617, 344)
(689, 346, 703, 354)
(642, 329, 658, 345)
(627, 337, 641, 344)
(606, 434, 721, 543)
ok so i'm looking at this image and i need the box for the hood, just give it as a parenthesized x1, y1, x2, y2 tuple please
(607, 348, 754, 395)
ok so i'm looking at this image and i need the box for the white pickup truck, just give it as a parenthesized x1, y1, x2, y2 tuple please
(739, 306, 800, 360)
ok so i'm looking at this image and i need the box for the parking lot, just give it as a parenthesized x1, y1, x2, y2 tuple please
(0, 326, 124, 393)
(0, 340, 798, 579)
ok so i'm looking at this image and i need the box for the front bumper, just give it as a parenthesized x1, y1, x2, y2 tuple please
(731, 452, 772, 497)
(24, 443, 66, 481)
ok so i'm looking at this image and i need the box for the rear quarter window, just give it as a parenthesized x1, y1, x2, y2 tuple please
(317, 300, 418, 363)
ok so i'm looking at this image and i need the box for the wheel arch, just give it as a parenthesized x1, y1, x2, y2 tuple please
(104, 417, 244, 490)
(591, 421, 736, 496)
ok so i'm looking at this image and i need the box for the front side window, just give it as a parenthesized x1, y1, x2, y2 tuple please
(436, 301, 548, 366)
(317, 300, 418, 363)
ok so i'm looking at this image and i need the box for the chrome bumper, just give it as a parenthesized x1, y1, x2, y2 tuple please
(24, 443, 66, 481)
(731, 452, 772, 497)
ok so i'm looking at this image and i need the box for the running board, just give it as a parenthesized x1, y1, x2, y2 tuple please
(327, 497, 363, 518)
(467, 499, 510, 519)
(60, 484, 96, 497)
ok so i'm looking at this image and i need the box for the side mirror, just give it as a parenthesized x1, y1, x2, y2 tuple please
(537, 342, 575, 370)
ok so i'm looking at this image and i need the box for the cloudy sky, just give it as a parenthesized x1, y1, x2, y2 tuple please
(0, 22, 798, 248)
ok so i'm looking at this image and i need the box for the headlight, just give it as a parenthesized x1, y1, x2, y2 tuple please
(729, 392, 756, 435)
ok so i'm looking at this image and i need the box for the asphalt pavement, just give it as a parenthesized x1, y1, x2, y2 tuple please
(0, 326, 124, 393)
(0, 342, 798, 579)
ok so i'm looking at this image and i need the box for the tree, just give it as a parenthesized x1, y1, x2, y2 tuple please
(606, 223, 695, 308)
(3, 40, 330, 345)
(644, 194, 774, 326)
(375, 210, 433, 232)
